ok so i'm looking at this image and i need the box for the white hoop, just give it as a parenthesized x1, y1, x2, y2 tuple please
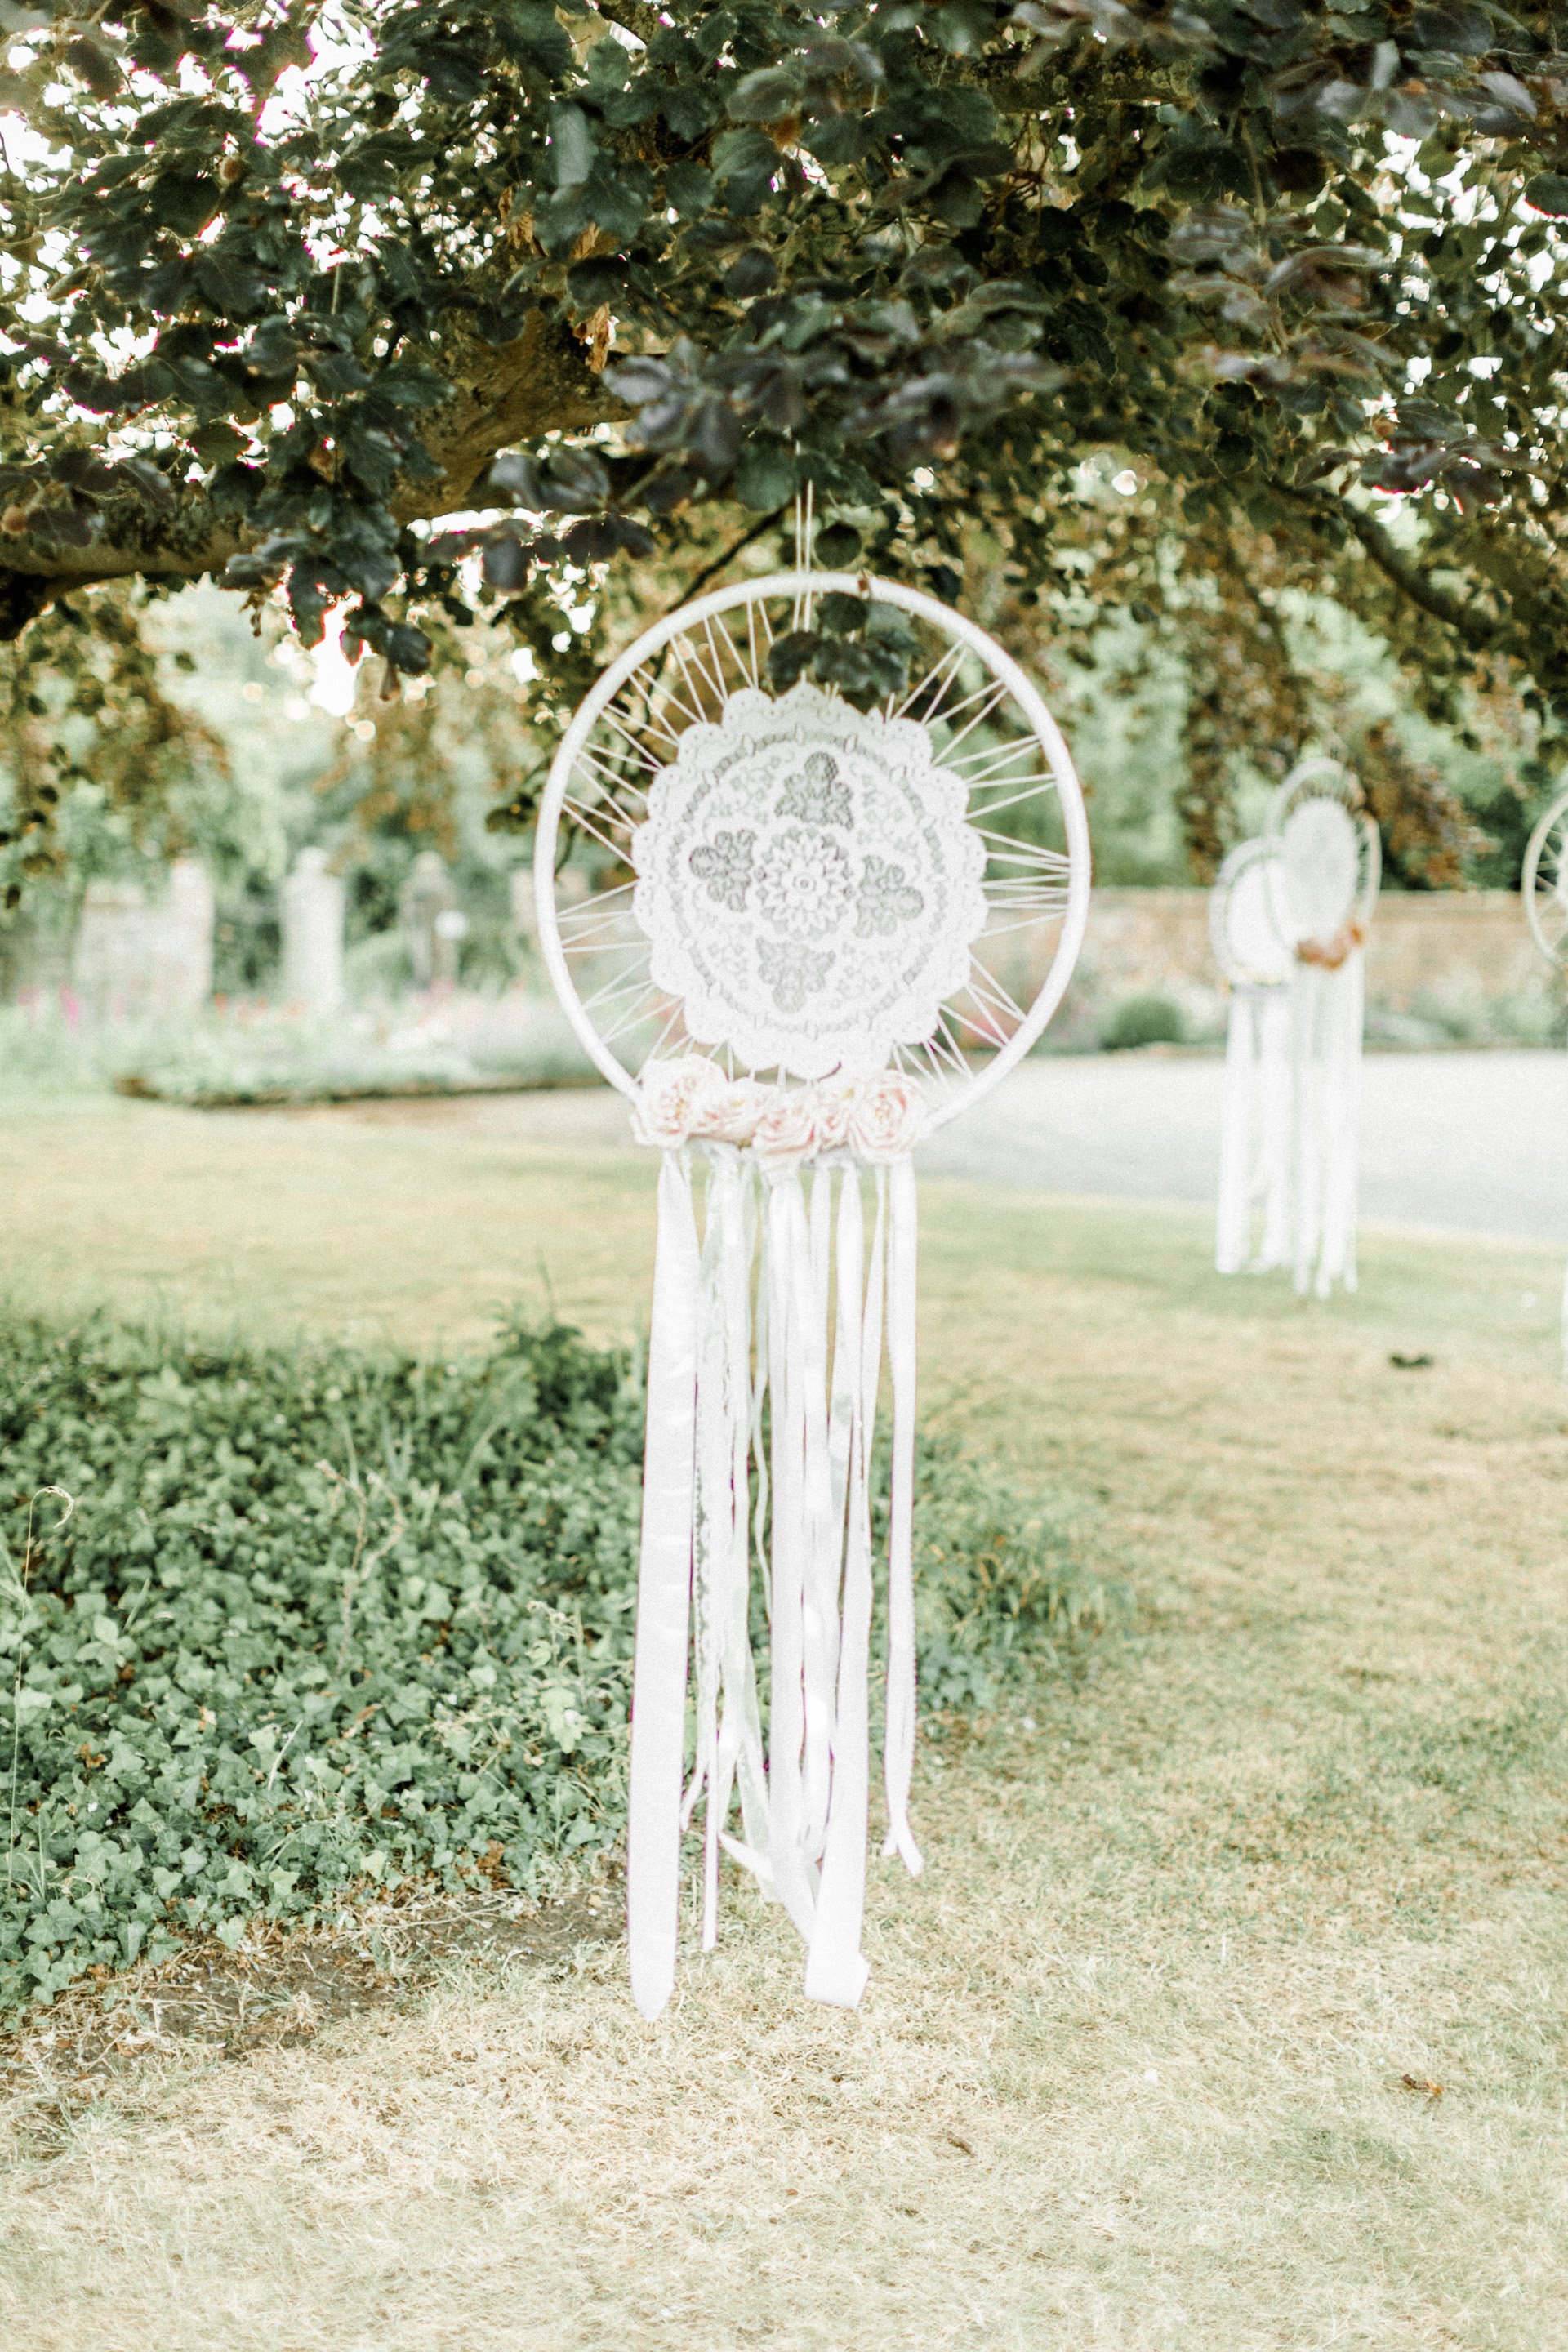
(1265, 756, 1380, 951)
(533, 571, 1092, 1135)
(1210, 837, 1294, 991)
(1522, 785, 1568, 969)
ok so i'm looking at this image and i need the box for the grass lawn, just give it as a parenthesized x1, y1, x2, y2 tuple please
(3, 1092, 1567, 2350)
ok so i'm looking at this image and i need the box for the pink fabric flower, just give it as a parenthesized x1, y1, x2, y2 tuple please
(708, 1077, 767, 1146)
(847, 1069, 926, 1162)
(635, 1054, 728, 1147)
(751, 1087, 823, 1173)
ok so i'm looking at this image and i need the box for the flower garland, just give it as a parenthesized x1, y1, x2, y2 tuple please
(1294, 919, 1365, 973)
(634, 1052, 928, 1168)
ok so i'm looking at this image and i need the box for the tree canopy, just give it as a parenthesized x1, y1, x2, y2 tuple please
(0, 0, 1563, 879)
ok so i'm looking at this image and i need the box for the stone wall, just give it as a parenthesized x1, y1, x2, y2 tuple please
(69, 860, 216, 1022)
(1040, 888, 1557, 1048)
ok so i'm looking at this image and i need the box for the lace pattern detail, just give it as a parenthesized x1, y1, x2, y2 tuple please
(688, 828, 755, 912)
(631, 682, 988, 1078)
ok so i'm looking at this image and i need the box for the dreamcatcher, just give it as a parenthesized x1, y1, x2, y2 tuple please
(1522, 786, 1568, 971)
(1210, 837, 1294, 1276)
(534, 555, 1091, 2016)
(1520, 786, 1568, 1369)
(1264, 758, 1381, 1298)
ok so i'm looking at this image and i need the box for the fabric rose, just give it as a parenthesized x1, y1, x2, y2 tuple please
(812, 1076, 859, 1153)
(847, 1069, 926, 1162)
(751, 1086, 823, 1173)
(634, 1054, 728, 1147)
(707, 1076, 768, 1147)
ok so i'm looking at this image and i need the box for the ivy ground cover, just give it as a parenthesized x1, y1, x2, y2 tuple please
(0, 1308, 1093, 2011)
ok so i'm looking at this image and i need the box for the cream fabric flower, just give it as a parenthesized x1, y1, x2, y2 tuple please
(847, 1069, 926, 1162)
(635, 1054, 728, 1147)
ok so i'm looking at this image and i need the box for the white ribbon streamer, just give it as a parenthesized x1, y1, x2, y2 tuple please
(765, 1168, 820, 1940)
(626, 1151, 700, 2021)
(881, 1155, 923, 1878)
(627, 1138, 924, 2017)
(1215, 986, 1291, 1276)
(804, 1167, 883, 2006)
(1290, 951, 1363, 1298)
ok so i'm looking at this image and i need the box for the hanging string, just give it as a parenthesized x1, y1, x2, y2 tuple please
(791, 481, 817, 630)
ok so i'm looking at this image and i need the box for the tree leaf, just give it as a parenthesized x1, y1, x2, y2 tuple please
(1523, 173, 1568, 219)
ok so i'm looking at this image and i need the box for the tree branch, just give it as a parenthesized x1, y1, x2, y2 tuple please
(969, 40, 1202, 117)
(1274, 480, 1502, 653)
(0, 310, 612, 635)
(675, 507, 782, 605)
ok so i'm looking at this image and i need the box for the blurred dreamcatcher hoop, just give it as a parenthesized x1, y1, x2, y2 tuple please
(1520, 787, 1568, 1374)
(533, 560, 1091, 2018)
(1267, 757, 1381, 958)
(1522, 786, 1568, 970)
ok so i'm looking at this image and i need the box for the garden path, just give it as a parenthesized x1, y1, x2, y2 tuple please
(345, 1047, 1568, 1245)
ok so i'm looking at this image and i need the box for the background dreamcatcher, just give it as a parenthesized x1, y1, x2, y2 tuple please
(1210, 835, 1294, 1276)
(1266, 759, 1381, 966)
(534, 559, 1091, 2018)
(1522, 785, 1568, 973)
(1266, 757, 1380, 1298)
(1209, 758, 1379, 1298)
(1521, 786, 1568, 1373)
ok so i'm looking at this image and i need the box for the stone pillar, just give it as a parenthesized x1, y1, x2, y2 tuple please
(158, 858, 215, 1016)
(71, 881, 150, 1020)
(399, 849, 462, 987)
(281, 847, 346, 1017)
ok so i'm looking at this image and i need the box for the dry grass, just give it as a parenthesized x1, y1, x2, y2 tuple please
(2, 1094, 1567, 2349)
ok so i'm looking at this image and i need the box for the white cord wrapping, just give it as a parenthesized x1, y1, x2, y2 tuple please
(627, 1142, 920, 2016)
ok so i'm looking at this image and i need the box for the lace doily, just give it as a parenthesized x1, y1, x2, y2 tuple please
(630, 682, 988, 1080)
(1211, 840, 1294, 991)
(1275, 796, 1361, 946)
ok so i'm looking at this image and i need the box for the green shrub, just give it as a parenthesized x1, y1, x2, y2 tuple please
(0, 1312, 1100, 2011)
(0, 1313, 644, 2008)
(1100, 991, 1186, 1051)
(904, 1437, 1104, 1713)
(114, 997, 596, 1106)
(0, 997, 598, 1109)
